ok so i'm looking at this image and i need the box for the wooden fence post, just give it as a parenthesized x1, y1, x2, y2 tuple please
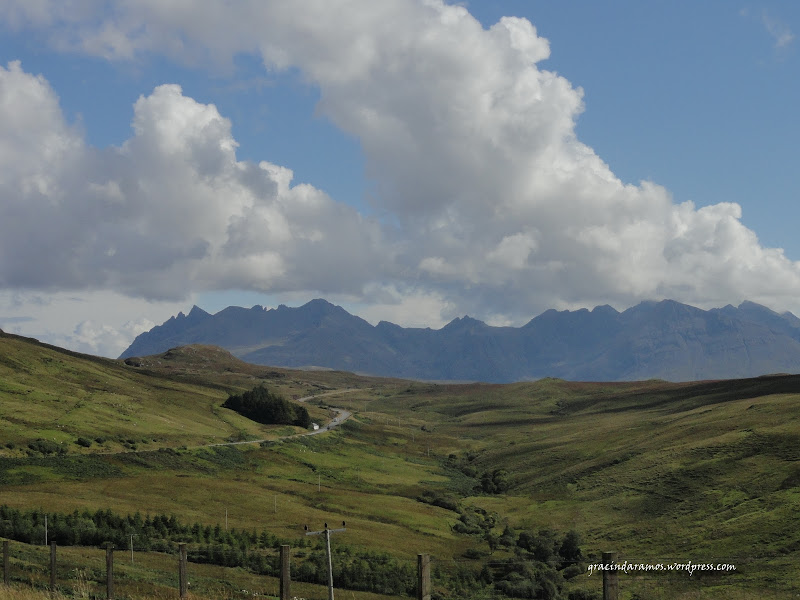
(417, 553, 431, 600)
(49, 541, 57, 591)
(279, 545, 290, 600)
(178, 544, 187, 600)
(602, 551, 618, 600)
(3, 540, 9, 585)
(106, 544, 114, 600)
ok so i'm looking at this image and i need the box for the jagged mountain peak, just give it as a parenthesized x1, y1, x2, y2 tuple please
(120, 299, 800, 382)
(592, 304, 619, 315)
(443, 315, 487, 329)
(188, 305, 211, 318)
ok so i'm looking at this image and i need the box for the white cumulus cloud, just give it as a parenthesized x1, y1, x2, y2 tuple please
(0, 64, 387, 302)
(2, 0, 800, 356)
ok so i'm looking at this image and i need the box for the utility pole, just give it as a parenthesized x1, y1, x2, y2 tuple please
(304, 522, 346, 600)
(602, 551, 618, 600)
(225, 508, 228, 531)
(279, 545, 290, 600)
(44, 514, 47, 546)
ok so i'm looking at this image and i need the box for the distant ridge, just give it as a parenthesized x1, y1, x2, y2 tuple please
(120, 299, 800, 382)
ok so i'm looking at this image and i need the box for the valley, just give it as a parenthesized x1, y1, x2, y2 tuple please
(1, 329, 799, 598)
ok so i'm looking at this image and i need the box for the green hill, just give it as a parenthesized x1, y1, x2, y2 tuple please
(0, 331, 330, 454)
(1, 330, 799, 598)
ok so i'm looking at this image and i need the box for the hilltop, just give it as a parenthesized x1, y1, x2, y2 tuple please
(121, 298, 800, 382)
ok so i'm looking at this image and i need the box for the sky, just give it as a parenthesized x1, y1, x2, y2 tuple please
(0, 0, 799, 358)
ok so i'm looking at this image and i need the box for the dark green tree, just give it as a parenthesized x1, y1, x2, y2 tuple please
(223, 384, 311, 427)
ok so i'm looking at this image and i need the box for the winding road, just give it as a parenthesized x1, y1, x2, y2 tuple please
(207, 388, 357, 447)
(295, 388, 355, 436)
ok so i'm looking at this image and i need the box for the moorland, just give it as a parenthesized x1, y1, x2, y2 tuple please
(1, 328, 799, 599)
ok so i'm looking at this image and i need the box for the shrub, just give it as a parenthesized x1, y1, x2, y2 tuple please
(479, 468, 510, 493)
(559, 530, 582, 562)
(417, 490, 459, 512)
(27, 439, 65, 455)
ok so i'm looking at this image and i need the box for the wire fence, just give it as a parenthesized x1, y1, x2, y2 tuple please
(2, 539, 800, 600)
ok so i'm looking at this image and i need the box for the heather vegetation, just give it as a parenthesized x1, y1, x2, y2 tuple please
(1, 330, 798, 598)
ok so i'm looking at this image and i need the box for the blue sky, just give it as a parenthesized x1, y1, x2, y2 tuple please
(0, 0, 798, 357)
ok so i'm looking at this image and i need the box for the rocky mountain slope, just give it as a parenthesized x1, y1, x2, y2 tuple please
(120, 298, 800, 382)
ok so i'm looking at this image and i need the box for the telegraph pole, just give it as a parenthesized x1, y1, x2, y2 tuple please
(304, 522, 346, 600)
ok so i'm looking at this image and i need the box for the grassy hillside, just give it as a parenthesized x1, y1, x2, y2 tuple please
(1, 331, 799, 598)
(364, 378, 800, 595)
(0, 332, 338, 454)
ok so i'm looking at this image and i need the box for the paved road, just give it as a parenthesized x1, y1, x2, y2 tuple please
(304, 406, 351, 436)
(207, 388, 357, 447)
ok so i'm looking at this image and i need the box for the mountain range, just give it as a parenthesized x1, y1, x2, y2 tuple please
(119, 298, 800, 382)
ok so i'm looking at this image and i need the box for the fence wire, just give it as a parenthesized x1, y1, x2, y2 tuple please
(2, 539, 799, 600)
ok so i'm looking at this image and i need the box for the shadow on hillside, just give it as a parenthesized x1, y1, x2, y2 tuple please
(566, 374, 800, 415)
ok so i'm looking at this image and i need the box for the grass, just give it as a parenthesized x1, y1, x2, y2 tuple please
(372, 379, 800, 596)
(2, 330, 800, 597)
(0, 334, 339, 454)
(0, 541, 408, 600)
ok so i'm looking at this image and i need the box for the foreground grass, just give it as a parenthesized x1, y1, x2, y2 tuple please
(0, 541, 407, 600)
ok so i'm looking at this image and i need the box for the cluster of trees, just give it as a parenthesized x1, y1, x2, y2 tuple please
(490, 529, 584, 599)
(431, 503, 587, 599)
(0, 505, 286, 555)
(443, 452, 510, 494)
(0, 503, 588, 599)
(0, 505, 417, 597)
(26, 439, 66, 456)
(295, 546, 416, 596)
(429, 528, 586, 600)
(223, 384, 311, 428)
(479, 468, 510, 494)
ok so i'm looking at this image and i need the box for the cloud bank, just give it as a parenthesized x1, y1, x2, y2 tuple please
(3, 0, 800, 353)
(0, 62, 384, 301)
